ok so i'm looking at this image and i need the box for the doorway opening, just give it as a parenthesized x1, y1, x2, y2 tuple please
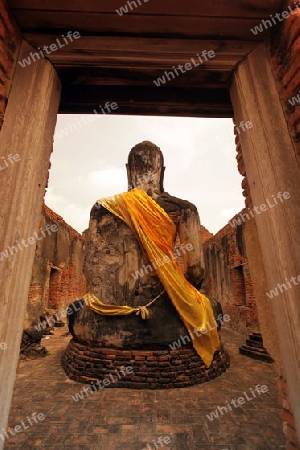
(47, 266, 60, 310)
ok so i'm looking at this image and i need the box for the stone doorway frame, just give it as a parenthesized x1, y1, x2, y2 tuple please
(0, 39, 299, 449)
(47, 265, 62, 310)
(0, 39, 61, 448)
(231, 43, 300, 440)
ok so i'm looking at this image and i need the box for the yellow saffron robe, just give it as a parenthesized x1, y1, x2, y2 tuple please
(85, 188, 220, 367)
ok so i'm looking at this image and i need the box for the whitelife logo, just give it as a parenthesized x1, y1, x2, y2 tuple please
(266, 274, 300, 299)
(131, 243, 194, 280)
(0, 153, 21, 171)
(288, 89, 300, 106)
(0, 412, 45, 442)
(142, 435, 172, 450)
(198, 121, 252, 156)
(169, 314, 231, 350)
(55, 102, 118, 139)
(229, 191, 290, 228)
(71, 366, 133, 402)
(153, 50, 215, 87)
(128, 171, 155, 190)
(18, 31, 81, 68)
(0, 224, 58, 261)
(34, 299, 85, 332)
(206, 385, 269, 422)
(250, 2, 300, 35)
(0, 342, 7, 351)
(116, 0, 150, 16)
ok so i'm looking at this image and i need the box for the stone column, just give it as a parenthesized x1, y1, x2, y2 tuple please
(0, 40, 61, 448)
(230, 43, 300, 441)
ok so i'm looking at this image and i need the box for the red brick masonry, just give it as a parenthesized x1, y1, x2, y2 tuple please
(62, 341, 229, 389)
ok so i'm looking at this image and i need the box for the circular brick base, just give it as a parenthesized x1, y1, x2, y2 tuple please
(62, 339, 230, 389)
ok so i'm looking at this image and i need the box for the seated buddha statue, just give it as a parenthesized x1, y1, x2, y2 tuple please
(62, 141, 229, 388)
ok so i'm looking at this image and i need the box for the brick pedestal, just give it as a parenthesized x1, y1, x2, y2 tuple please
(62, 340, 229, 389)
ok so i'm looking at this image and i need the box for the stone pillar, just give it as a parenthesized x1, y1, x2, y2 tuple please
(0, 39, 61, 448)
(230, 43, 300, 443)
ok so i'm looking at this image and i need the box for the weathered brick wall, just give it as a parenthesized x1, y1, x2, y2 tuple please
(204, 120, 258, 336)
(25, 205, 86, 328)
(0, 0, 20, 130)
(270, 4, 300, 164)
(200, 225, 213, 243)
(62, 340, 229, 389)
(268, 3, 300, 448)
(203, 219, 259, 336)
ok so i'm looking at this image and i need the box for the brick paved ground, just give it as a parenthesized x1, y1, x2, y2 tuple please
(4, 328, 285, 450)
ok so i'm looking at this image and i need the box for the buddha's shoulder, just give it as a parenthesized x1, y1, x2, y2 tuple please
(155, 192, 199, 215)
(90, 202, 122, 221)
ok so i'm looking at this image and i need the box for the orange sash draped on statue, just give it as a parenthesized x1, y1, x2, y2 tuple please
(85, 188, 220, 367)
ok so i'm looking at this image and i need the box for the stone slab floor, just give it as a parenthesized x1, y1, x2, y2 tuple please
(3, 328, 285, 450)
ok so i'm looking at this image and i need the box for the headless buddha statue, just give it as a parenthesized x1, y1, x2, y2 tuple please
(63, 141, 229, 388)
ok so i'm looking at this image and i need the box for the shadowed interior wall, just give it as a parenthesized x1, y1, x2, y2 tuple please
(203, 217, 258, 336)
(25, 205, 86, 328)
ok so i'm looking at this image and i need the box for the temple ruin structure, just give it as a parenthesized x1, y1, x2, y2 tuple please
(62, 141, 229, 388)
(1, 1, 300, 447)
(25, 205, 86, 329)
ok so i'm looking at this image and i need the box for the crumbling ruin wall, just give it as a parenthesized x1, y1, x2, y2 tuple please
(203, 218, 258, 336)
(24, 205, 86, 328)
(200, 225, 213, 244)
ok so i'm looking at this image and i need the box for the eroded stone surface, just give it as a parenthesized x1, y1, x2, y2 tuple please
(65, 141, 224, 387)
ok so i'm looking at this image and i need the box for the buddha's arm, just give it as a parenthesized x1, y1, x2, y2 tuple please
(178, 208, 205, 289)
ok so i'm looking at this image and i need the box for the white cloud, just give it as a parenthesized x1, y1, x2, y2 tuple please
(87, 167, 127, 195)
(219, 207, 242, 221)
(46, 187, 91, 232)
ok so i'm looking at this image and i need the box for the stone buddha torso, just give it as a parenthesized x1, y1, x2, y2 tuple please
(73, 141, 206, 347)
(63, 141, 229, 388)
(84, 141, 204, 301)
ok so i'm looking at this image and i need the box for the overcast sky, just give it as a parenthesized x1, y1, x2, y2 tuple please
(45, 114, 245, 235)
